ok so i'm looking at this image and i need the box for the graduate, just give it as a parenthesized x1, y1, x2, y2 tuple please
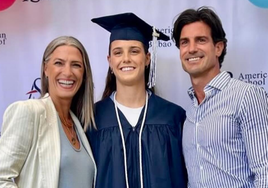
(87, 12, 187, 188)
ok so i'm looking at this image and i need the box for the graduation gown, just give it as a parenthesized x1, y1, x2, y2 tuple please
(87, 93, 187, 188)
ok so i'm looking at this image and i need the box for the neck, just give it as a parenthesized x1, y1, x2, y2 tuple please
(190, 70, 220, 104)
(116, 85, 147, 108)
(192, 84, 205, 104)
(51, 96, 72, 119)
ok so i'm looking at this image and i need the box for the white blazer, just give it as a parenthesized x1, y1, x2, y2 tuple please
(0, 94, 96, 188)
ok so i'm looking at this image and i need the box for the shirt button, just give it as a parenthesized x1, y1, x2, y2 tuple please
(197, 143, 200, 148)
(200, 166, 203, 170)
(196, 122, 199, 126)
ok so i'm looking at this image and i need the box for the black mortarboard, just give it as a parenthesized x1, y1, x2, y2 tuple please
(91, 12, 169, 49)
(92, 12, 170, 88)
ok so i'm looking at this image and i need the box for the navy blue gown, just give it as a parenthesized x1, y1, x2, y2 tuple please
(87, 93, 187, 188)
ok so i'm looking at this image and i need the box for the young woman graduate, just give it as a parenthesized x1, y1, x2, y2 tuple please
(87, 13, 187, 188)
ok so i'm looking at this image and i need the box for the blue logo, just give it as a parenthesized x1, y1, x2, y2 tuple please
(27, 78, 41, 99)
(249, 0, 268, 8)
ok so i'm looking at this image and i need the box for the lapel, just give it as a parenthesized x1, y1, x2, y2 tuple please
(70, 111, 97, 176)
(38, 94, 60, 188)
(38, 94, 96, 188)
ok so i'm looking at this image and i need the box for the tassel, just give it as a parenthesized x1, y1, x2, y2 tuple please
(148, 26, 160, 88)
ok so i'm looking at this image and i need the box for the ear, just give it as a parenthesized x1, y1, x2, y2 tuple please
(215, 41, 224, 57)
(107, 55, 112, 68)
(145, 52, 151, 66)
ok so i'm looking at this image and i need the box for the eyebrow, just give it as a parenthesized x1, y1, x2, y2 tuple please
(180, 36, 208, 40)
(53, 58, 82, 63)
(129, 46, 141, 49)
(111, 47, 122, 51)
(195, 36, 209, 39)
(179, 37, 188, 41)
(112, 45, 141, 49)
(53, 58, 65, 61)
(180, 36, 210, 44)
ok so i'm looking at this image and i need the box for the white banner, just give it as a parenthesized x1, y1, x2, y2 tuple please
(1, 0, 268, 130)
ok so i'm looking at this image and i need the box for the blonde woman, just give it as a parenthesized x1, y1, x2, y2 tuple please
(0, 36, 96, 188)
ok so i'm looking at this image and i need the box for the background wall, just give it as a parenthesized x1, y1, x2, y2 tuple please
(1, 0, 268, 130)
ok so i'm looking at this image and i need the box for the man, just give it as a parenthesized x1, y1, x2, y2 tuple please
(172, 6, 268, 187)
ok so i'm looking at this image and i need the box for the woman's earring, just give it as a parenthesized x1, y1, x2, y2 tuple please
(110, 68, 114, 74)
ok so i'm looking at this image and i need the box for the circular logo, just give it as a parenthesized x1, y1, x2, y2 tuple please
(0, 0, 16, 11)
(249, 0, 268, 8)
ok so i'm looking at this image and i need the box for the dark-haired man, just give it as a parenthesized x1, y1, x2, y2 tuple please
(172, 6, 268, 188)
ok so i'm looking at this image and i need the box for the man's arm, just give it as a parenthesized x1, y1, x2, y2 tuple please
(240, 86, 268, 187)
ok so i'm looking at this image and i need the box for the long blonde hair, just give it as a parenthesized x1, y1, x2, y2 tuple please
(40, 36, 96, 130)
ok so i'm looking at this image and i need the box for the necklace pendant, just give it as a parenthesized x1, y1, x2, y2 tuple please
(71, 137, 76, 145)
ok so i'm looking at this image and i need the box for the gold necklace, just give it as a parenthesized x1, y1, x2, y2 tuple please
(59, 115, 77, 145)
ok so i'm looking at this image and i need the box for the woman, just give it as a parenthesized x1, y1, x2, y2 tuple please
(87, 13, 187, 188)
(0, 36, 96, 188)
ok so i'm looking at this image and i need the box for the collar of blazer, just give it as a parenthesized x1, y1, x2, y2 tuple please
(40, 93, 96, 164)
(39, 93, 97, 186)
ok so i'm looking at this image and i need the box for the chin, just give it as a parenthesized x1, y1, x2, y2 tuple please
(58, 92, 76, 100)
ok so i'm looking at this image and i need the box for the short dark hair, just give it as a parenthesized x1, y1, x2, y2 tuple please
(172, 6, 227, 67)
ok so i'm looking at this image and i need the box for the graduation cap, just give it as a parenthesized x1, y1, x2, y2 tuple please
(91, 12, 170, 88)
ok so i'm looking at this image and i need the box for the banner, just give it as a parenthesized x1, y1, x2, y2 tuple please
(1, 0, 268, 130)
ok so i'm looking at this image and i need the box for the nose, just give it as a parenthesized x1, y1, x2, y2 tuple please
(123, 52, 131, 63)
(188, 41, 197, 54)
(63, 64, 72, 76)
